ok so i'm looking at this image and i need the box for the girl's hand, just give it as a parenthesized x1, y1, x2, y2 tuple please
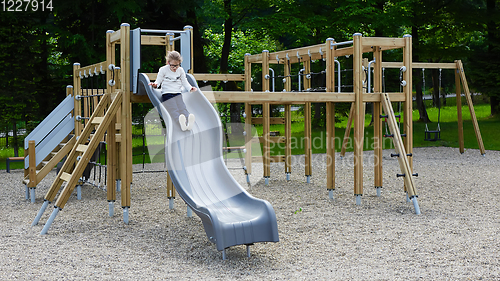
(149, 82, 157, 88)
(190, 87, 197, 92)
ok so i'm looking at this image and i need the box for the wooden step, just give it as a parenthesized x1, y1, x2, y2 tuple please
(60, 172, 72, 182)
(76, 144, 88, 153)
(92, 117, 104, 125)
(42, 161, 49, 166)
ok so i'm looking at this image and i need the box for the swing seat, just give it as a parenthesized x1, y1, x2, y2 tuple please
(424, 130, 440, 141)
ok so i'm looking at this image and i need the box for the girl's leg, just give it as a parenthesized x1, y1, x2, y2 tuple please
(162, 94, 182, 120)
(174, 95, 190, 117)
(175, 96, 195, 130)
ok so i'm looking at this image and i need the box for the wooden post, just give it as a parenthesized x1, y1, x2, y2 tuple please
(24, 147, 28, 179)
(284, 56, 292, 177)
(284, 104, 292, 175)
(166, 172, 175, 199)
(73, 63, 82, 137)
(373, 46, 383, 190)
(28, 140, 36, 188)
(353, 33, 364, 198)
(109, 39, 120, 186)
(107, 114, 117, 202)
(303, 59, 312, 180)
(262, 50, 271, 180)
(106, 30, 117, 203)
(244, 54, 253, 176)
(456, 60, 485, 155)
(403, 35, 413, 175)
(120, 23, 132, 209)
(283, 61, 292, 173)
(455, 64, 464, 154)
(325, 38, 335, 191)
(163, 32, 176, 198)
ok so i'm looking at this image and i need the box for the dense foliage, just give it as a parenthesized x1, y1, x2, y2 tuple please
(1, 0, 499, 131)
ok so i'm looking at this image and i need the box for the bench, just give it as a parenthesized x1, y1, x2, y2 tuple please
(6, 157, 24, 173)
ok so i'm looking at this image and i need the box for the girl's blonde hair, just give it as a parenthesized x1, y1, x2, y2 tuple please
(166, 51, 182, 63)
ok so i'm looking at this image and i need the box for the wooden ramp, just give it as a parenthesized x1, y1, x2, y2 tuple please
(380, 92, 420, 214)
(32, 92, 123, 232)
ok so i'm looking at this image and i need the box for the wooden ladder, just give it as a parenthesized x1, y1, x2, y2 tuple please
(23, 137, 76, 187)
(380, 92, 421, 214)
(35, 91, 122, 233)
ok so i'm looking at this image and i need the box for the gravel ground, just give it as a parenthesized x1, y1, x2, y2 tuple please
(1, 147, 499, 280)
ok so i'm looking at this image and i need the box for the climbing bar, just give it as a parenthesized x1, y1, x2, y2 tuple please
(331, 40, 353, 47)
(140, 29, 189, 34)
(76, 93, 105, 99)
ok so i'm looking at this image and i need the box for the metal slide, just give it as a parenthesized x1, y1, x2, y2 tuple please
(137, 73, 279, 254)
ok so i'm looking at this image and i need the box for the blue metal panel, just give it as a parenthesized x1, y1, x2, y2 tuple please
(24, 94, 74, 150)
(130, 28, 141, 94)
(25, 114, 74, 169)
(180, 30, 191, 73)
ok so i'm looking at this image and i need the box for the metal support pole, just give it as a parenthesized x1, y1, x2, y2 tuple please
(32, 200, 50, 226)
(109, 201, 114, 217)
(40, 207, 60, 235)
(77, 185, 82, 200)
(30, 188, 36, 203)
(123, 207, 129, 224)
(222, 249, 227, 260)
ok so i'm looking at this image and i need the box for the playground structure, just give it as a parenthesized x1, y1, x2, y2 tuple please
(23, 23, 484, 257)
(338, 60, 485, 158)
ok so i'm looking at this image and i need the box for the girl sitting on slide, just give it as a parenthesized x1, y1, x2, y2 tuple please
(149, 51, 197, 131)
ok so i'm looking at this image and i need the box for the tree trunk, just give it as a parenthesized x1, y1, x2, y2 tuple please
(412, 25, 430, 123)
(220, 0, 232, 76)
(313, 103, 322, 128)
(221, 0, 242, 130)
(491, 96, 500, 116)
(487, 0, 499, 116)
(186, 9, 208, 74)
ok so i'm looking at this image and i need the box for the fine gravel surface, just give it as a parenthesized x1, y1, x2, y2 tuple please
(1, 147, 499, 280)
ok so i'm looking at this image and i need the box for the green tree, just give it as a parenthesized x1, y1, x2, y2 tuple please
(469, 0, 500, 116)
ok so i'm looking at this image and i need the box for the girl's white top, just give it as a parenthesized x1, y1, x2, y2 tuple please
(154, 65, 192, 94)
